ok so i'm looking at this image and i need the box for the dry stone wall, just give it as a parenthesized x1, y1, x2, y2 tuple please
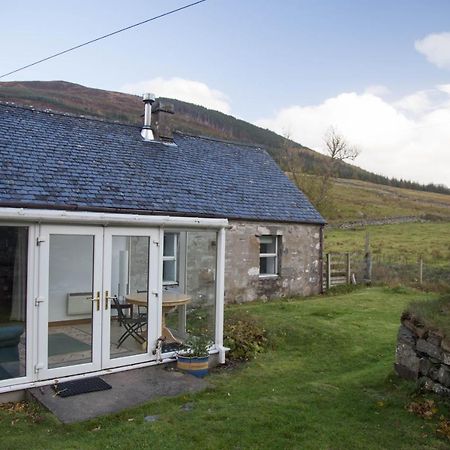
(395, 312, 450, 397)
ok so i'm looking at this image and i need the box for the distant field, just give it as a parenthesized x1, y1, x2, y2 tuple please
(325, 222, 450, 266)
(325, 178, 450, 223)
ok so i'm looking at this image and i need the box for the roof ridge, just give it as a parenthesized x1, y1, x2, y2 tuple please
(0, 101, 140, 129)
(174, 130, 266, 150)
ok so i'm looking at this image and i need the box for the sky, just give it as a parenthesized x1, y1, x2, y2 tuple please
(1, 0, 450, 187)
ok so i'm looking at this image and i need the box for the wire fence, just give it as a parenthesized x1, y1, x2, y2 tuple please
(323, 252, 450, 292)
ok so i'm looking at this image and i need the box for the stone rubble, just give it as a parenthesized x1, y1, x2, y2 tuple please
(395, 312, 450, 397)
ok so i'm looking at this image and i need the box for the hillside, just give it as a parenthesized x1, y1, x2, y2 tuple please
(1, 80, 448, 198)
(328, 177, 450, 222)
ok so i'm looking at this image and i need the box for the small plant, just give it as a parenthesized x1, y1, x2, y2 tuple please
(181, 334, 212, 358)
(224, 312, 268, 361)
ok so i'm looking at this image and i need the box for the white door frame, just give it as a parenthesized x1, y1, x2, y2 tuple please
(102, 227, 161, 369)
(37, 225, 104, 380)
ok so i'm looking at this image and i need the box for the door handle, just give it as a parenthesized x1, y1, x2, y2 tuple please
(86, 292, 100, 311)
(104, 291, 117, 310)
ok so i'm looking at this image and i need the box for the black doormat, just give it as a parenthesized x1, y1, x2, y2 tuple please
(53, 377, 112, 398)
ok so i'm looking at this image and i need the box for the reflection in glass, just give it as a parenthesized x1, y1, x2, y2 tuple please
(164, 231, 217, 351)
(0, 227, 27, 380)
(109, 236, 149, 359)
(48, 235, 94, 369)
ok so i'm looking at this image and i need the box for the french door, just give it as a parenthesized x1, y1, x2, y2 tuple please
(37, 225, 160, 380)
(102, 228, 160, 369)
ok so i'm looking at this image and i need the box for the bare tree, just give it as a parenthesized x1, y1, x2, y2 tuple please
(315, 127, 360, 210)
(282, 126, 360, 216)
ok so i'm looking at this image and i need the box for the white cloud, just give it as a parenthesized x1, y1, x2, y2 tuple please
(364, 85, 390, 97)
(256, 88, 450, 187)
(415, 32, 450, 69)
(119, 77, 231, 114)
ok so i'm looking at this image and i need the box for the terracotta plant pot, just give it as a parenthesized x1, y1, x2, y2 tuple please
(176, 354, 209, 378)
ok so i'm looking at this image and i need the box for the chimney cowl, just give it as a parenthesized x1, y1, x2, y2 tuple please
(151, 100, 175, 142)
(141, 93, 156, 141)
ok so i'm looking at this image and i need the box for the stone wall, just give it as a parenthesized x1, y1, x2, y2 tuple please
(224, 220, 323, 303)
(395, 312, 450, 396)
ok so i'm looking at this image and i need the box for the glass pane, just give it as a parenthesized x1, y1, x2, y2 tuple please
(260, 236, 276, 254)
(163, 233, 176, 257)
(163, 260, 176, 283)
(260, 256, 276, 274)
(48, 235, 94, 369)
(0, 227, 27, 380)
(110, 236, 149, 359)
(164, 231, 217, 352)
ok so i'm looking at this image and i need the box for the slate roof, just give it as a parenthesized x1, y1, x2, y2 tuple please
(0, 103, 325, 224)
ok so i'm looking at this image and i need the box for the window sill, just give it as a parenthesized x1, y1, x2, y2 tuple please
(258, 274, 279, 279)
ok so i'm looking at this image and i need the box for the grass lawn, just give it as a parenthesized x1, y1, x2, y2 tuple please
(325, 222, 450, 266)
(1, 287, 449, 449)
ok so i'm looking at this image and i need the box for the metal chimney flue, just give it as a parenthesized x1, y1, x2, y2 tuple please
(141, 93, 156, 141)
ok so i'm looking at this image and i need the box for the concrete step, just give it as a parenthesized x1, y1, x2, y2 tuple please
(28, 364, 208, 424)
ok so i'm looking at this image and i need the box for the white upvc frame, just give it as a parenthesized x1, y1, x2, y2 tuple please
(259, 235, 279, 277)
(0, 223, 36, 389)
(162, 232, 178, 285)
(102, 227, 160, 369)
(0, 209, 228, 392)
(0, 208, 227, 229)
(37, 225, 104, 380)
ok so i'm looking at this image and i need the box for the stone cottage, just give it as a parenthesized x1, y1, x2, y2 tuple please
(0, 97, 324, 393)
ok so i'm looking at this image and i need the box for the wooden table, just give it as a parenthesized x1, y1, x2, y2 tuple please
(125, 292, 191, 343)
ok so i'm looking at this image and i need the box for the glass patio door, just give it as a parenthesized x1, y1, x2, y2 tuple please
(102, 228, 160, 369)
(37, 225, 103, 380)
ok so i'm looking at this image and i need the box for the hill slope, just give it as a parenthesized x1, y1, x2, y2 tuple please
(1, 80, 448, 197)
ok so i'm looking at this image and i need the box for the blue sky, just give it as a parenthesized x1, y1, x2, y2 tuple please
(2, 0, 450, 186)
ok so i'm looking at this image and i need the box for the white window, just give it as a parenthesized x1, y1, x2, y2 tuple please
(163, 233, 178, 285)
(259, 235, 279, 276)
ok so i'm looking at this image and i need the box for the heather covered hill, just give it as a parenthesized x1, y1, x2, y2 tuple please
(0, 80, 448, 198)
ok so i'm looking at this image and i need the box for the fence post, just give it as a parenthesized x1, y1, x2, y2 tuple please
(326, 253, 331, 290)
(419, 257, 423, 285)
(364, 232, 372, 285)
(346, 252, 351, 284)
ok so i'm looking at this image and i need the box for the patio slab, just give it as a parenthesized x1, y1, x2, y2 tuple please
(28, 364, 209, 423)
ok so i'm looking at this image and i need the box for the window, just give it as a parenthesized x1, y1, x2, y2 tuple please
(259, 235, 279, 276)
(163, 233, 178, 284)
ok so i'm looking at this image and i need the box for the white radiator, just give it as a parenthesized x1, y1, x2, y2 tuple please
(67, 292, 92, 316)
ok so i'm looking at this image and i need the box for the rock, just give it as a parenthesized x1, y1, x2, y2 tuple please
(395, 363, 419, 380)
(395, 343, 420, 380)
(437, 366, 450, 388)
(429, 366, 440, 382)
(397, 325, 416, 347)
(441, 338, 450, 353)
(180, 402, 194, 412)
(420, 377, 450, 397)
(427, 331, 443, 347)
(417, 339, 442, 360)
(402, 319, 427, 338)
(443, 352, 450, 366)
(419, 358, 431, 376)
(144, 415, 159, 423)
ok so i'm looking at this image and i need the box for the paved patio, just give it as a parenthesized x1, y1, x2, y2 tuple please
(28, 364, 208, 423)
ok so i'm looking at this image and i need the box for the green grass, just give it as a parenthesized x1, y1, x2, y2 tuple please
(325, 178, 450, 223)
(407, 293, 450, 337)
(325, 222, 450, 266)
(1, 287, 449, 449)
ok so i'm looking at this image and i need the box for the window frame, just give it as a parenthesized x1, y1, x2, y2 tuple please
(259, 235, 280, 277)
(162, 232, 179, 285)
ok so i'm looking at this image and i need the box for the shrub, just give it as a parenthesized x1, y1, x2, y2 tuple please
(224, 313, 268, 361)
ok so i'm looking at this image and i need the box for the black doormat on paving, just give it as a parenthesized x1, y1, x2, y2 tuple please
(53, 377, 112, 398)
